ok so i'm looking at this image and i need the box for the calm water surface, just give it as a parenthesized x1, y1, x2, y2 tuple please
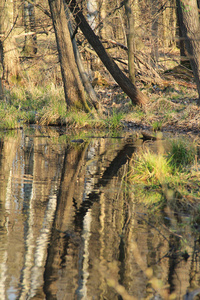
(0, 127, 199, 300)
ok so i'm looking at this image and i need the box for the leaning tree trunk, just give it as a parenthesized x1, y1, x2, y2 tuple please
(176, 0, 200, 103)
(65, 0, 148, 106)
(0, 0, 20, 83)
(48, 0, 90, 112)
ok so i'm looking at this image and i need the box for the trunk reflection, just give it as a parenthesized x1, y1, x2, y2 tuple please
(0, 128, 199, 300)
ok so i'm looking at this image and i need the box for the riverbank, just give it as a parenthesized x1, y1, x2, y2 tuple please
(1, 80, 199, 137)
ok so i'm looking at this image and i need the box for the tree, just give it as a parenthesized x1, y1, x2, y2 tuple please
(65, 0, 148, 106)
(0, 0, 20, 83)
(125, 0, 135, 84)
(23, 0, 37, 56)
(151, 0, 159, 64)
(48, 0, 90, 112)
(176, 6, 190, 67)
(65, 7, 99, 109)
(176, 0, 200, 103)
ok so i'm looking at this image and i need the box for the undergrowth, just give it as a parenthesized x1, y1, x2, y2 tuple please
(0, 82, 126, 129)
(0, 56, 199, 131)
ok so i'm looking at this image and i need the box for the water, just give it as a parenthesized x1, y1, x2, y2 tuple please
(0, 126, 199, 299)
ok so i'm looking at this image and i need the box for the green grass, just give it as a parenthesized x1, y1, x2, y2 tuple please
(129, 138, 199, 209)
(167, 138, 197, 170)
(0, 83, 128, 129)
(152, 120, 163, 131)
(0, 102, 21, 129)
(0, 57, 199, 132)
(3, 83, 67, 126)
(66, 110, 92, 128)
(131, 150, 172, 186)
(104, 110, 125, 129)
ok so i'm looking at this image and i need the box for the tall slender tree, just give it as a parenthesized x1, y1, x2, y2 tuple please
(23, 0, 37, 56)
(125, 0, 135, 84)
(0, 0, 20, 83)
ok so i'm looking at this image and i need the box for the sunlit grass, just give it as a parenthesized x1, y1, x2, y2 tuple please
(4, 82, 66, 126)
(66, 110, 91, 128)
(167, 138, 197, 170)
(104, 110, 124, 129)
(0, 55, 199, 131)
(0, 103, 21, 129)
(129, 138, 199, 209)
(152, 120, 163, 131)
(131, 150, 172, 186)
(0, 83, 127, 129)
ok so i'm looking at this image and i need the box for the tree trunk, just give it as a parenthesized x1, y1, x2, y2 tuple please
(0, 78, 3, 100)
(176, 3, 190, 67)
(170, 0, 177, 48)
(125, 0, 135, 84)
(0, 0, 20, 83)
(99, 0, 106, 39)
(87, 0, 98, 30)
(65, 7, 99, 109)
(48, 0, 90, 112)
(23, 0, 37, 56)
(151, 0, 159, 64)
(65, 0, 148, 106)
(176, 0, 200, 103)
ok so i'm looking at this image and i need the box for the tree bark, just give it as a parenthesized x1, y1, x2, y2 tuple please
(65, 7, 99, 109)
(176, 5, 190, 67)
(48, 0, 90, 112)
(0, 78, 3, 100)
(0, 0, 20, 83)
(99, 0, 106, 39)
(176, 0, 200, 103)
(125, 0, 135, 84)
(23, 0, 37, 56)
(65, 0, 148, 106)
(151, 0, 159, 64)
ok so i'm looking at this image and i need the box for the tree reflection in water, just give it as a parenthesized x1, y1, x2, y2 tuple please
(0, 127, 199, 300)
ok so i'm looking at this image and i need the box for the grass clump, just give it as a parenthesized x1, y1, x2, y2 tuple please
(167, 139, 197, 170)
(104, 110, 124, 129)
(131, 150, 171, 187)
(39, 96, 67, 126)
(3, 83, 67, 126)
(152, 120, 163, 132)
(0, 103, 21, 129)
(129, 138, 199, 209)
(66, 110, 92, 128)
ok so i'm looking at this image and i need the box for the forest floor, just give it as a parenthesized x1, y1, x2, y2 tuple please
(2, 73, 199, 142)
(94, 78, 199, 135)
